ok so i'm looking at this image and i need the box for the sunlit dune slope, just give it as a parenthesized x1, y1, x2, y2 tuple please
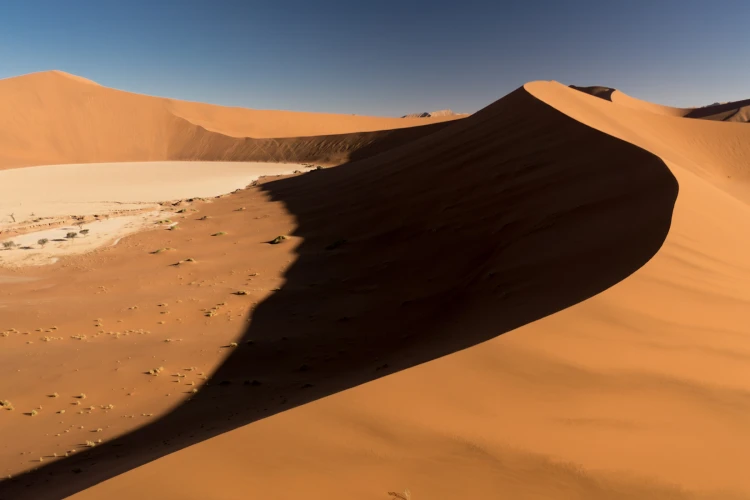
(0, 71, 462, 169)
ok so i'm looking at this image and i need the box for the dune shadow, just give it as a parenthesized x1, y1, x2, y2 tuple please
(0, 88, 678, 499)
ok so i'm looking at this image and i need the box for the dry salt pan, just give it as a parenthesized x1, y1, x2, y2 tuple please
(0, 161, 303, 267)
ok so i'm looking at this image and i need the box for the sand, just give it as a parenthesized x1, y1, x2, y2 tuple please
(1, 74, 750, 500)
(573, 84, 750, 122)
(0, 71, 463, 170)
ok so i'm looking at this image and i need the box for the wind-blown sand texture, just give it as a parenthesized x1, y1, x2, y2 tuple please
(1, 74, 750, 499)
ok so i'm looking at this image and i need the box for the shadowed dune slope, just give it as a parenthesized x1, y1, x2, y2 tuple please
(54, 83, 750, 499)
(0, 85, 681, 499)
(572, 83, 750, 122)
(0, 71, 462, 169)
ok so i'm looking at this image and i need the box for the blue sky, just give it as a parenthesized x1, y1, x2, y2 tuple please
(1, 0, 748, 116)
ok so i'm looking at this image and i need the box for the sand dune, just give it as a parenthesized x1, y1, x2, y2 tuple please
(2, 76, 750, 500)
(572, 84, 750, 122)
(0, 71, 463, 169)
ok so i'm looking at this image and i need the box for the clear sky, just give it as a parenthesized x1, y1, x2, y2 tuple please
(1, 0, 749, 116)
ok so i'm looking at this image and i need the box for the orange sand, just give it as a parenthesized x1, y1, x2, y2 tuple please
(1, 74, 749, 500)
(0, 71, 462, 169)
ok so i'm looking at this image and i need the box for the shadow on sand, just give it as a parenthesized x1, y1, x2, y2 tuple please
(0, 88, 678, 499)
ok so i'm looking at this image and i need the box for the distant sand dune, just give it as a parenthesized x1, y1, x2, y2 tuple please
(572, 83, 750, 122)
(0, 71, 463, 169)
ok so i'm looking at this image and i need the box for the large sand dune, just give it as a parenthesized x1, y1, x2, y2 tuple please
(1, 76, 750, 499)
(0, 71, 462, 169)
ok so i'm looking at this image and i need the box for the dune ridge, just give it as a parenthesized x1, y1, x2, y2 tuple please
(0, 71, 463, 169)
